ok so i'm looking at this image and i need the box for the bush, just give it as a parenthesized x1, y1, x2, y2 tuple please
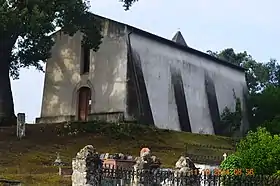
(220, 127, 280, 175)
(220, 155, 243, 175)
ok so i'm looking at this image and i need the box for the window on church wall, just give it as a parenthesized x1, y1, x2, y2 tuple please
(80, 45, 90, 74)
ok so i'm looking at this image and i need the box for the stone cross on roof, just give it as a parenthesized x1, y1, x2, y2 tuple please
(172, 31, 188, 47)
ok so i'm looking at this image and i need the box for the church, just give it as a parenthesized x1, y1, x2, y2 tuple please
(36, 14, 249, 136)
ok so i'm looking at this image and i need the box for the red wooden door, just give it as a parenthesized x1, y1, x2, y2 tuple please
(78, 87, 91, 121)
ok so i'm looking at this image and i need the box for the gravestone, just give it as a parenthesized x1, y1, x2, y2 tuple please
(132, 148, 161, 185)
(72, 145, 102, 186)
(16, 113, 25, 139)
(223, 153, 227, 160)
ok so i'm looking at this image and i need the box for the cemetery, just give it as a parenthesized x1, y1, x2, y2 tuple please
(0, 118, 279, 185)
(1, 0, 280, 185)
(0, 119, 237, 185)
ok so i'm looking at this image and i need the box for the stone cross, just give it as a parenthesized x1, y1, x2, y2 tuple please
(223, 153, 227, 160)
(17, 113, 25, 139)
(54, 153, 63, 175)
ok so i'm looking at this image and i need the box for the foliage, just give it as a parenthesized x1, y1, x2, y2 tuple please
(219, 91, 242, 136)
(261, 118, 280, 135)
(275, 170, 280, 176)
(121, 0, 139, 10)
(250, 86, 280, 128)
(1, 0, 137, 78)
(207, 48, 280, 94)
(0, 0, 138, 124)
(220, 154, 243, 175)
(220, 127, 280, 175)
(57, 120, 160, 140)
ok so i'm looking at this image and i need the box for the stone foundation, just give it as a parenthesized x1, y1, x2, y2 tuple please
(36, 115, 75, 124)
(88, 112, 124, 122)
(35, 112, 124, 124)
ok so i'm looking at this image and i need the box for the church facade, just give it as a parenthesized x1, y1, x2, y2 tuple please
(36, 14, 249, 135)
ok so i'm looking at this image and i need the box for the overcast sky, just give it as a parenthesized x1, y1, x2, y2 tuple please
(11, 0, 280, 123)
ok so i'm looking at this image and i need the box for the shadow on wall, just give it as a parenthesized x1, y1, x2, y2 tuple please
(43, 32, 126, 119)
(89, 36, 126, 114)
(126, 42, 154, 125)
(170, 66, 192, 132)
(43, 37, 77, 117)
(204, 72, 221, 135)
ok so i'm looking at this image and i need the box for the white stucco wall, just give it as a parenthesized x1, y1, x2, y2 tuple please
(129, 33, 247, 134)
(40, 20, 128, 119)
(38, 16, 248, 133)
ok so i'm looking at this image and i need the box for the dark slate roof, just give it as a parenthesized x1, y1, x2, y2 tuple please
(172, 31, 188, 47)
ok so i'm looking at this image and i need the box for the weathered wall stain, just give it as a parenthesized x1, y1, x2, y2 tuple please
(170, 66, 192, 132)
(204, 72, 221, 135)
(126, 36, 154, 125)
(126, 38, 140, 121)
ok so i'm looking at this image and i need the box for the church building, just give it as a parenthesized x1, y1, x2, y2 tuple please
(36, 14, 249, 136)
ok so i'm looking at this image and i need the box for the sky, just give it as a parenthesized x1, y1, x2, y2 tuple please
(11, 0, 280, 123)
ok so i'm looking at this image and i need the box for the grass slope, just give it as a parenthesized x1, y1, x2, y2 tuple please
(0, 121, 236, 185)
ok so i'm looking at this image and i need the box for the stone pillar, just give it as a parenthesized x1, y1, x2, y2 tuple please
(72, 145, 102, 186)
(17, 113, 25, 139)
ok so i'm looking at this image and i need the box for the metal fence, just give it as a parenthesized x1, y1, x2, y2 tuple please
(91, 167, 280, 186)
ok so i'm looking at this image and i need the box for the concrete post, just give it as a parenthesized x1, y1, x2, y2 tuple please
(17, 113, 25, 139)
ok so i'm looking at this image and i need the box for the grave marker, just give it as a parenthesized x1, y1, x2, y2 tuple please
(17, 113, 25, 139)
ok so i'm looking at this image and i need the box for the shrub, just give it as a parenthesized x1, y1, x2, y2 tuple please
(220, 127, 280, 175)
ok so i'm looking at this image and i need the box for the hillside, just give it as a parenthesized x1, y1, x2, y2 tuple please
(0, 121, 236, 185)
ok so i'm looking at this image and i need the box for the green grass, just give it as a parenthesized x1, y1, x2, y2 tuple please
(1, 173, 70, 186)
(0, 121, 236, 185)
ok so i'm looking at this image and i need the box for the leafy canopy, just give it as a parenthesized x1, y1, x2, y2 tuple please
(0, 0, 137, 78)
(207, 48, 280, 94)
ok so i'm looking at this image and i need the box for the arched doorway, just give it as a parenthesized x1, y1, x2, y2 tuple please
(77, 87, 91, 121)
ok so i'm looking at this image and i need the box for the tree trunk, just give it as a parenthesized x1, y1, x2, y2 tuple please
(0, 39, 16, 126)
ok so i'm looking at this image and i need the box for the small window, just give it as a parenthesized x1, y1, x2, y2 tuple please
(81, 45, 90, 74)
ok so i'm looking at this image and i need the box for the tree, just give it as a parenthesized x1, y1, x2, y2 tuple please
(207, 48, 276, 94)
(0, 0, 137, 126)
(262, 117, 280, 135)
(250, 85, 280, 128)
(220, 127, 280, 175)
